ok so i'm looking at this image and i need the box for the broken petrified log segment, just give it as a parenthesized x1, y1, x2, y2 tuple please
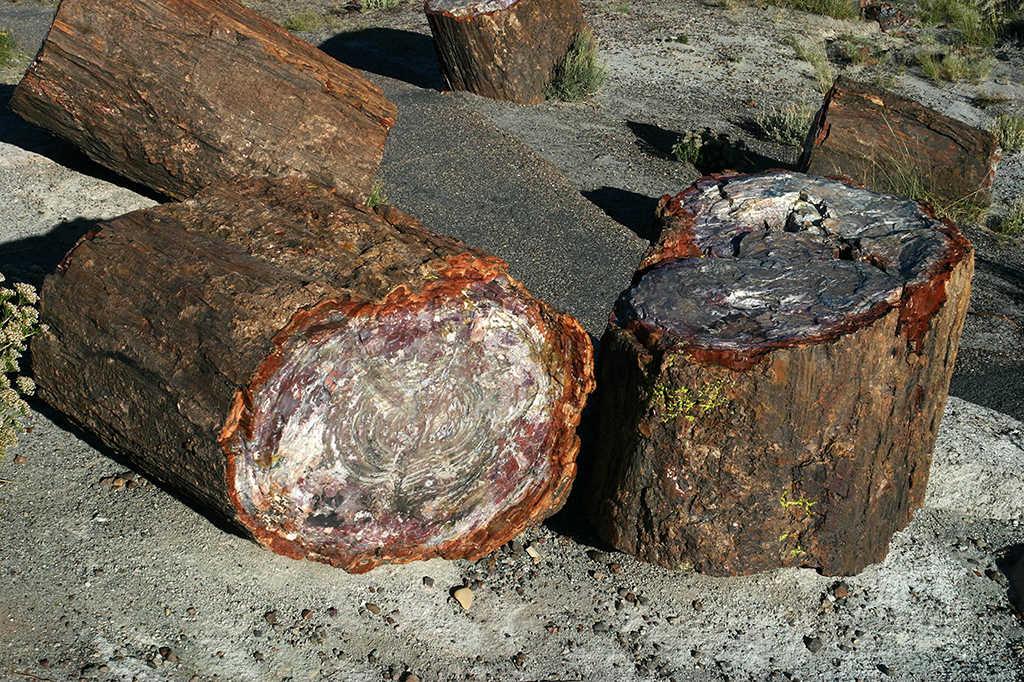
(9, 0, 396, 203)
(33, 177, 594, 573)
(425, 0, 587, 103)
(583, 171, 973, 577)
(799, 76, 1000, 208)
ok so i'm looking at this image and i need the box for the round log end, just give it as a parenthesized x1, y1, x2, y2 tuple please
(222, 269, 593, 573)
(425, 0, 518, 18)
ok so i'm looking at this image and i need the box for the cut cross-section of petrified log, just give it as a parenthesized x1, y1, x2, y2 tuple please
(33, 177, 594, 573)
(800, 76, 1000, 210)
(583, 171, 973, 577)
(9, 0, 396, 203)
(425, 0, 587, 103)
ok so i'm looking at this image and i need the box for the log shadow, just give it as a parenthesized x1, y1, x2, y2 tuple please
(627, 119, 795, 176)
(581, 187, 661, 242)
(27, 396, 250, 542)
(998, 543, 1024, 617)
(626, 120, 680, 161)
(318, 27, 445, 91)
(0, 217, 98, 288)
(0, 85, 166, 203)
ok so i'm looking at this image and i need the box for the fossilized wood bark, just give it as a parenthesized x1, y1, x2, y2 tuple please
(9, 0, 396, 203)
(583, 171, 973, 577)
(425, 0, 586, 103)
(33, 177, 594, 573)
(799, 76, 1000, 208)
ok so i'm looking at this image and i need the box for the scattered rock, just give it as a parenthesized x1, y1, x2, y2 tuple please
(301, 608, 313, 619)
(263, 610, 278, 625)
(453, 587, 474, 610)
(422, 576, 434, 588)
(253, 651, 264, 661)
(593, 620, 609, 633)
(327, 607, 338, 617)
(804, 635, 823, 653)
(13, 454, 26, 464)
(366, 603, 381, 615)
(587, 550, 610, 563)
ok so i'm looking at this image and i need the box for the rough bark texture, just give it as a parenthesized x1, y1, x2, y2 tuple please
(800, 76, 1000, 208)
(9, 0, 396, 204)
(425, 0, 586, 104)
(32, 177, 594, 573)
(583, 171, 973, 577)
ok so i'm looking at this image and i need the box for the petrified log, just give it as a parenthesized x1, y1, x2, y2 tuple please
(425, 0, 587, 104)
(9, 0, 396, 204)
(583, 171, 973, 577)
(33, 177, 594, 573)
(799, 76, 1000, 208)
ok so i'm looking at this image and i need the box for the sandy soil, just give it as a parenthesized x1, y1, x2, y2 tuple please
(1, 1, 1024, 680)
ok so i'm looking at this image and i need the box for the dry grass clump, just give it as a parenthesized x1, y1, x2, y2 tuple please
(765, 0, 858, 20)
(545, 28, 607, 102)
(282, 11, 339, 32)
(754, 101, 816, 147)
(996, 198, 1024, 237)
(990, 114, 1024, 153)
(785, 36, 836, 93)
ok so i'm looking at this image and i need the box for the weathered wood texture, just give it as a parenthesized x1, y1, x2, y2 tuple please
(800, 76, 1000, 208)
(583, 171, 973, 577)
(9, 0, 396, 204)
(33, 177, 594, 573)
(425, 0, 586, 103)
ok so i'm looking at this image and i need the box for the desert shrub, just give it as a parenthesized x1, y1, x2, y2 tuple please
(0, 275, 45, 457)
(995, 197, 1024, 236)
(366, 182, 388, 208)
(545, 28, 607, 102)
(282, 12, 337, 32)
(766, 0, 858, 20)
(755, 101, 816, 147)
(360, 0, 404, 11)
(990, 113, 1024, 152)
(786, 37, 836, 93)
(0, 28, 19, 68)
(916, 46, 994, 82)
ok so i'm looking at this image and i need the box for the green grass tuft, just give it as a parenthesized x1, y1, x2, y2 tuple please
(282, 12, 338, 33)
(995, 197, 1024, 237)
(360, 0, 404, 11)
(766, 0, 858, 20)
(545, 28, 607, 102)
(754, 101, 816, 147)
(0, 28, 20, 68)
(990, 113, 1024, 153)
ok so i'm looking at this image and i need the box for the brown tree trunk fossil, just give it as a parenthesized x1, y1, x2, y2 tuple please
(583, 171, 973, 577)
(425, 0, 587, 104)
(9, 0, 396, 204)
(33, 177, 594, 573)
(800, 76, 1000, 209)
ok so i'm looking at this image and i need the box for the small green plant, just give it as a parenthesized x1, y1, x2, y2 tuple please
(360, 0, 403, 11)
(833, 34, 875, 65)
(647, 376, 729, 424)
(991, 113, 1024, 153)
(1, 28, 21, 68)
(994, 197, 1024, 237)
(973, 89, 1010, 107)
(765, 0, 857, 20)
(668, 33, 690, 44)
(916, 45, 994, 82)
(672, 131, 704, 164)
(919, 0, 999, 46)
(780, 484, 817, 516)
(366, 181, 388, 208)
(282, 12, 337, 33)
(545, 28, 607, 102)
(755, 101, 815, 147)
(0, 275, 45, 458)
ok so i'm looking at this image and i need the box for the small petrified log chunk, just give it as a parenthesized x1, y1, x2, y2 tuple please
(425, 0, 587, 104)
(33, 177, 594, 573)
(9, 0, 396, 203)
(583, 171, 973, 576)
(799, 76, 1000, 208)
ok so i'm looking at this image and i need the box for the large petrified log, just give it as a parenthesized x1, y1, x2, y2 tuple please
(425, 0, 587, 104)
(800, 76, 1000, 209)
(33, 177, 594, 573)
(583, 171, 973, 577)
(9, 0, 396, 204)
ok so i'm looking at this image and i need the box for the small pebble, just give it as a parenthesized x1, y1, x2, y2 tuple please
(588, 550, 610, 563)
(877, 664, 894, 676)
(804, 635, 823, 653)
(253, 652, 264, 662)
(422, 576, 434, 588)
(401, 674, 421, 682)
(13, 455, 26, 464)
(186, 607, 197, 616)
(453, 587, 474, 610)
(366, 603, 381, 615)
(327, 607, 338, 617)
(301, 608, 313, 619)
(264, 610, 278, 625)
(593, 620, 609, 633)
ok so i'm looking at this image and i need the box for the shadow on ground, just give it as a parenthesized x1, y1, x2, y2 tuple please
(582, 187, 661, 242)
(318, 27, 445, 91)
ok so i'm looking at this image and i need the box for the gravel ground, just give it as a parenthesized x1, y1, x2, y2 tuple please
(1, 0, 1024, 680)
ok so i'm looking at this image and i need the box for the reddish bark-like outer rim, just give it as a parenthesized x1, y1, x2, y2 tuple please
(219, 254, 594, 573)
(627, 171, 973, 370)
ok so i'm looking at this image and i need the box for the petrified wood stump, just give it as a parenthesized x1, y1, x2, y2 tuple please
(9, 0, 396, 204)
(425, 0, 587, 104)
(800, 76, 1000, 208)
(33, 177, 594, 573)
(583, 171, 973, 576)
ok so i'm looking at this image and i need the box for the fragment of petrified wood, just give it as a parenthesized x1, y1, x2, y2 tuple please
(582, 171, 973, 577)
(8, 0, 396, 204)
(799, 76, 1000, 208)
(425, 0, 587, 103)
(32, 177, 594, 573)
